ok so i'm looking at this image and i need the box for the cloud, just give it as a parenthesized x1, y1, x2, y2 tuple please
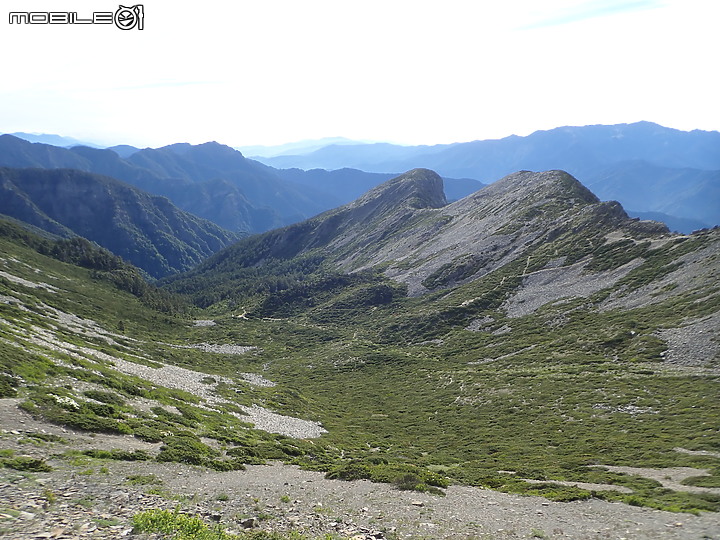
(518, 0, 664, 30)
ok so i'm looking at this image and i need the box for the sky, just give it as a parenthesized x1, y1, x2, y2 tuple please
(1, 0, 718, 148)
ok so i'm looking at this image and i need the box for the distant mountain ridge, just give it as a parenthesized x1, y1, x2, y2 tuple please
(255, 122, 720, 175)
(0, 135, 484, 235)
(0, 167, 239, 278)
(254, 122, 720, 232)
(3, 123, 718, 234)
(6, 132, 102, 148)
(0, 135, 333, 234)
(236, 137, 366, 158)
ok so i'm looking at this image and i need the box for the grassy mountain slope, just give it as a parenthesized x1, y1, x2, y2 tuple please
(0, 217, 324, 461)
(0, 167, 239, 278)
(2, 167, 719, 517)
(159, 169, 719, 514)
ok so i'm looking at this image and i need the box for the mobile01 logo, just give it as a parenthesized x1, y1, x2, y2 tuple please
(9, 4, 144, 30)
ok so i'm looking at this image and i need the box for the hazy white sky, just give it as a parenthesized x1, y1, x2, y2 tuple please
(1, 0, 717, 147)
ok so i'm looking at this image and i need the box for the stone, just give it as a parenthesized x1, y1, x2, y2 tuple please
(240, 517, 258, 529)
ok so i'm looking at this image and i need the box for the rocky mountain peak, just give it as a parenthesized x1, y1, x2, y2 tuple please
(467, 169, 600, 207)
(350, 168, 447, 211)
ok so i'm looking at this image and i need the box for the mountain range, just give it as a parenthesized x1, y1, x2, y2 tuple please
(0, 134, 329, 234)
(8, 122, 720, 234)
(1, 115, 720, 536)
(0, 135, 484, 237)
(7, 132, 102, 148)
(253, 122, 720, 232)
(1, 121, 717, 282)
(168, 168, 677, 308)
(235, 137, 368, 158)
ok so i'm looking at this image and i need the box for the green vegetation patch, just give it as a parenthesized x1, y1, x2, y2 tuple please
(19, 386, 133, 435)
(132, 508, 328, 539)
(82, 449, 152, 461)
(127, 473, 162, 486)
(325, 459, 448, 495)
(1, 455, 52, 472)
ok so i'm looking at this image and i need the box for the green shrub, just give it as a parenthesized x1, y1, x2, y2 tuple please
(225, 447, 267, 465)
(131, 508, 307, 539)
(83, 390, 126, 406)
(1, 456, 52, 472)
(64, 413, 132, 434)
(127, 474, 162, 486)
(393, 472, 447, 494)
(325, 461, 373, 481)
(82, 449, 151, 461)
(131, 424, 165, 443)
(681, 475, 720, 488)
(151, 406, 198, 428)
(82, 401, 120, 418)
(25, 432, 65, 443)
(325, 460, 448, 494)
(0, 374, 19, 398)
(131, 508, 233, 539)
(19, 391, 131, 435)
(156, 435, 218, 465)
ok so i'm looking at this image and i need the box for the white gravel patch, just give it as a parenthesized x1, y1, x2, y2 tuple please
(240, 404, 326, 439)
(502, 258, 644, 318)
(239, 372, 276, 387)
(177, 343, 257, 355)
(108, 356, 233, 403)
(106, 356, 324, 439)
(675, 447, 720, 459)
(0, 270, 60, 293)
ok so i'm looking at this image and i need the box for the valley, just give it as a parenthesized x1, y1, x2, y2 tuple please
(1, 162, 719, 538)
